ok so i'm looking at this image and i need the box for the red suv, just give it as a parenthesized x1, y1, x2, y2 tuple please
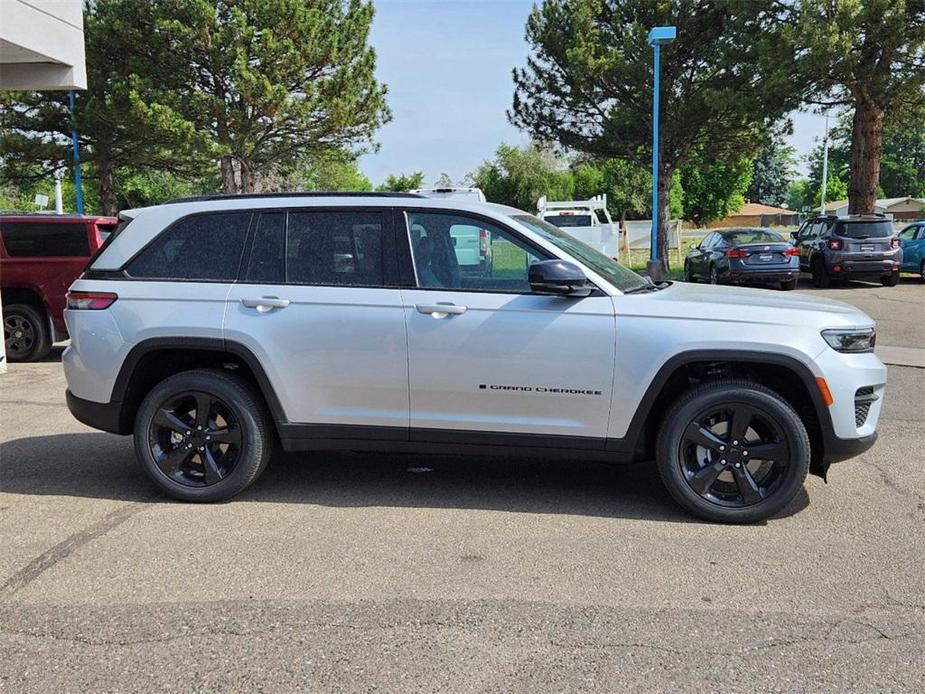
(1, 214, 116, 362)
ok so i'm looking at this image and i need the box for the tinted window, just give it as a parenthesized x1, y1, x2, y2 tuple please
(544, 214, 594, 228)
(702, 233, 717, 248)
(286, 211, 385, 286)
(128, 212, 250, 281)
(408, 212, 548, 293)
(898, 226, 918, 241)
(245, 213, 286, 283)
(836, 221, 893, 239)
(0, 221, 90, 257)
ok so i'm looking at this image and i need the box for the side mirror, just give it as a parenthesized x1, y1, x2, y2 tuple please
(529, 259, 593, 297)
(790, 231, 799, 240)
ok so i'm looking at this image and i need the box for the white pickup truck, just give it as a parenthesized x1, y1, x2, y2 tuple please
(537, 195, 620, 261)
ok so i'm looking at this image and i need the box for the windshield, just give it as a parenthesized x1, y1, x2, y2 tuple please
(836, 221, 893, 238)
(544, 214, 594, 228)
(511, 214, 648, 293)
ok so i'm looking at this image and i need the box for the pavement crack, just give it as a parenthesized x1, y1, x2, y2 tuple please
(0, 502, 149, 598)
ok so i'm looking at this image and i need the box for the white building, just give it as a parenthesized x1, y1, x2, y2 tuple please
(0, 0, 86, 90)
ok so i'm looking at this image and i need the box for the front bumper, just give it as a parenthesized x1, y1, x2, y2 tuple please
(822, 431, 878, 464)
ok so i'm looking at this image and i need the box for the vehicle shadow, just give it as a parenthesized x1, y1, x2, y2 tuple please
(0, 432, 808, 524)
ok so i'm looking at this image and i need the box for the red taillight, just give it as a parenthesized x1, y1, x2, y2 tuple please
(827, 238, 843, 250)
(891, 238, 900, 249)
(66, 291, 118, 310)
(725, 249, 749, 258)
(784, 247, 800, 257)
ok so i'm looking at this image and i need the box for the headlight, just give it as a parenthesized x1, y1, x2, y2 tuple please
(821, 328, 876, 353)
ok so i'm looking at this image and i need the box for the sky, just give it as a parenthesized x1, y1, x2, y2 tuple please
(360, 0, 829, 188)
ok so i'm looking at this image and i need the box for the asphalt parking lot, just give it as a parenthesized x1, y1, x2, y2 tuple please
(1, 278, 923, 692)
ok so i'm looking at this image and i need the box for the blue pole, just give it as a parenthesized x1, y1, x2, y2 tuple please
(650, 43, 660, 263)
(69, 90, 84, 215)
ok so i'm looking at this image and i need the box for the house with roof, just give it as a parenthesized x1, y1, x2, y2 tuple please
(706, 202, 801, 229)
(814, 196, 925, 222)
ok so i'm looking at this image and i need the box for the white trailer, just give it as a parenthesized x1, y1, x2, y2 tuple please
(537, 194, 620, 261)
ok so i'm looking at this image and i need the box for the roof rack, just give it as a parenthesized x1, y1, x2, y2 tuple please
(164, 191, 423, 204)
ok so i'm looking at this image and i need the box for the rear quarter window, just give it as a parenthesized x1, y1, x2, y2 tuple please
(0, 221, 91, 257)
(127, 212, 250, 281)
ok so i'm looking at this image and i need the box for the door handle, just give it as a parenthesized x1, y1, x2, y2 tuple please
(241, 296, 290, 312)
(415, 302, 467, 318)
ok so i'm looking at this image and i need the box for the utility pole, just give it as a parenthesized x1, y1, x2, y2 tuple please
(69, 90, 84, 215)
(820, 112, 830, 215)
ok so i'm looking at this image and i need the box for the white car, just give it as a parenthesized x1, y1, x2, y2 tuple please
(63, 192, 884, 522)
(410, 187, 490, 271)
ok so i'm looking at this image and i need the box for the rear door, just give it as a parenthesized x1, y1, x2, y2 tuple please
(223, 208, 409, 437)
(398, 209, 616, 445)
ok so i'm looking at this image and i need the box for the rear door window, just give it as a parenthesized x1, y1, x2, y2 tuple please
(285, 210, 387, 287)
(127, 212, 250, 281)
(0, 221, 91, 257)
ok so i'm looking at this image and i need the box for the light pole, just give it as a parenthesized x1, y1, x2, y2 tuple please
(820, 111, 830, 215)
(69, 90, 84, 215)
(646, 25, 676, 281)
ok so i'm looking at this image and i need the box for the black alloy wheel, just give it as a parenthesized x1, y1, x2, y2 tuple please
(148, 391, 243, 487)
(684, 260, 695, 283)
(3, 304, 51, 362)
(656, 380, 810, 523)
(678, 403, 789, 508)
(709, 265, 719, 285)
(133, 369, 272, 501)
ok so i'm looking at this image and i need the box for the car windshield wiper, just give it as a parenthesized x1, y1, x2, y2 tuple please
(623, 276, 659, 294)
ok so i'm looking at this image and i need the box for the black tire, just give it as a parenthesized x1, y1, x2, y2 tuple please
(3, 303, 52, 362)
(880, 272, 899, 287)
(133, 368, 272, 502)
(779, 279, 797, 291)
(684, 260, 697, 283)
(920, 260, 925, 282)
(709, 264, 720, 285)
(655, 380, 810, 524)
(811, 258, 831, 288)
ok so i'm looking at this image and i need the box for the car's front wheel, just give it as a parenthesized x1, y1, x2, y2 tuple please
(683, 260, 696, 283)
(709, 265, 720, 285)
(655, 380, 810, 523)
(133, 369, 272, 502)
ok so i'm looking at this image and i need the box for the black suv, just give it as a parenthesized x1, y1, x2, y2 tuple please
(792, 215, 902, 288)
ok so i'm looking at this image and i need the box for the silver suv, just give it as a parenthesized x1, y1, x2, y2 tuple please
(63, 193, 886, 523)
(793, 215, 902, 288)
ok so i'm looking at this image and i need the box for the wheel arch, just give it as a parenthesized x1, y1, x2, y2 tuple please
(1, 286, 48, 314)
(613, 350, 832, 477)
(110, 337, 286, 435)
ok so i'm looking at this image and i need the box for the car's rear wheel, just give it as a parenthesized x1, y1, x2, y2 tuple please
(133, 369, 272, 502)
(811, 258, 831, 288)
(3, 303, 52, 362)
(780, 278, 797, 291)
(880, 272, 900, 287)
(655, 380, 810, 523)
(920, 260, 925, 282)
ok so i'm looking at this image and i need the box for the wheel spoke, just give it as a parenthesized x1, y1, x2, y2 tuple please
(208, 427, 241, 446)
(684, 422, 726, 452)
(200, 447, 223, 484)
(731, 464, 764, 505)
(729, 406, 756, 444)
(194, 393, 212, 429)
(153, 408, 191, 435)
(156, 446, 192, 475)
(688, 461, 725, 496)
(746, 440, 787, 462)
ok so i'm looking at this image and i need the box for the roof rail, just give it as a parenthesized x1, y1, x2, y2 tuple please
(164, 191, 423, 204)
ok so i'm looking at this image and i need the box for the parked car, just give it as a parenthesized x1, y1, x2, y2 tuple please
(63, 193, 884, 523)
(408, 187, 490, 273)
(537, 194, 620, 261)
(897, 221, 925, 280)
(792, 214, 902, 288)
(1, 213, 116, 361)
(684, 227, 799, 290)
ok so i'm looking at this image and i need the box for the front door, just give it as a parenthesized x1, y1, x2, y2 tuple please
(223, 208, 409, 436)
(399, 209, 616, 446)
